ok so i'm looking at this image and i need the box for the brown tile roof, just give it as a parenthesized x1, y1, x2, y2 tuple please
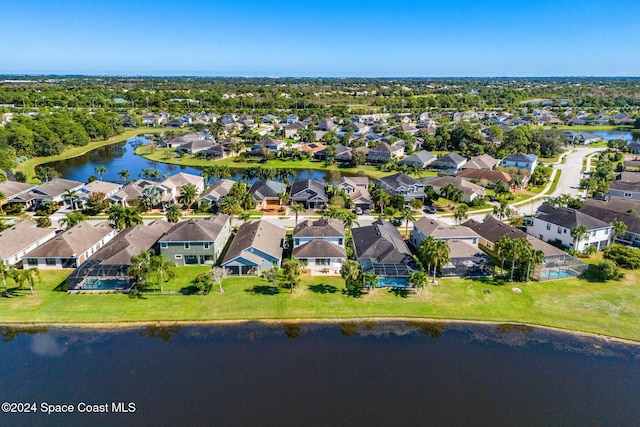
(222, 220, 285, 264)
(25, 221, 114, 258)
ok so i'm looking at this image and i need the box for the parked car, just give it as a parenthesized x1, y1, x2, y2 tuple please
(392, 218, 402, 226)
(488, 195, 497, 202)
(355, 207, 363, 215)
(423, 206, 437, 214)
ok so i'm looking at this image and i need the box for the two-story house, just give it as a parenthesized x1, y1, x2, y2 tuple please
(158, 215, 231, 266)
(292, 219, 347, 271)
(501, 153, 538, 174)
(332, 176, 372, 210)
(290, 179, 328, 209)
(366, 143, 405, 164)
(526, 204, 613, 252)
(377, 173, 424, 202)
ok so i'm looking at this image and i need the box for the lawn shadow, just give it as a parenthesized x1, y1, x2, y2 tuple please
(179, 285, 200, 295)
(246, 285, 281, 295)
(389, 287, 409, 298)
(52, 279, 67, 292)
(308, 284, 339, 294)
(468, 276, 509, 287)
(3, 286, 29, 298)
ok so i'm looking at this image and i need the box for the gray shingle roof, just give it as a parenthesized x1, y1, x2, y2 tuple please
(0, 221, 56, 261)
(159, 216, 229, 243)
(292, 239, 346, 259)
(352, 220, 413, 264)
(537, 204, 611, 230)
(503, 153, 537, 163)
(414, 218, 479, 239)
(293, 218, 345, 238)
(249, 180, 287, 201)
(222, 220, 285, 264)
(398, 150, 436, 166)
(25, 221, 113, 258)
(378, 173, 420, 190)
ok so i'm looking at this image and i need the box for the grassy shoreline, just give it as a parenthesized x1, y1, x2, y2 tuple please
(2, 262, 640, 342)
(14, 127, 168, 183)
(136, 147, 400, 179)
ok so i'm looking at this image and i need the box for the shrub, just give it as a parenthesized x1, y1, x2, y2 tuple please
(586, 260, 624, 281)
(603, 244, 640, 269)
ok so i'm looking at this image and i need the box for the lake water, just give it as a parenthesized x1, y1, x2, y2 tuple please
(1, 322, 639, 427)
(46, 137, 335, 183)
(588, 130, 640, 144)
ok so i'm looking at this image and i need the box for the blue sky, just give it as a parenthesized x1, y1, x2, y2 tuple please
(2, 0, 639, 77)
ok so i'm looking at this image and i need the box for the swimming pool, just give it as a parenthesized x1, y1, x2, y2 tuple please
(377, 277, 410, 288)
(540, 269, 579, 280)
(82, 278, 131, 290)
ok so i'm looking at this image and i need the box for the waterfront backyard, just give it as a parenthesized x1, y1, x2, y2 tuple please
(2, 259, 640, 342)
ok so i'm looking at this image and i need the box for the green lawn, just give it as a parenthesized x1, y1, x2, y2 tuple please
(2, 265, 640, 342)
(15, 127, 168, 183)
(137, 148, 397, 179)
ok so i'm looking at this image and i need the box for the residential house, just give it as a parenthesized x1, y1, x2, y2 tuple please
(607, 172, 640, 200)
(76, 180, 123, 208)
(292, 219, 347, 271)
(580, 198, 640, 246)
(65, 220, 173, 291)
(398, 150, 437, 169)
(430, 152, 468, 172)
(463, 217, 587, 280)
(332, 176, 372, 210)
(290, 179, 327, 209)
(285, 114, 299, 124)
(283, 121, 308, 139)
(367, 143, 405, 164)
(249, 180, 287, 210)
(297, 142, 326, 156)
(377, 173, 425, 202)
(221, 220, 286, 276)
(351, 220, 415, 277)
(461, 154, 499, 170)
(455, 169, 517, 189)
(165, 117, 188, 128)
(159, 215, 231, 266)
(199, 179, 235, 206)
(176, 139, 216, 155)
(563, 131, 602, 145)
(396, 123, 419, 135)
(314, 143, 350, 161)
(10, 178, 84, 208)
(253, 138, 287, 152)
(317, 119, 338, 132)
(23, 221, 117, 269)
(0, 220, 57, 267)
(109, 179, 158, 207)
(526, 204, 613, 251)
(0, 181, 35, 209)
(342, 122, 369, 135)
(410, 218, 479, 248)
(424, 176, 485, 203)
(501, 153, 538, 174)
(158, 172, 206, 203)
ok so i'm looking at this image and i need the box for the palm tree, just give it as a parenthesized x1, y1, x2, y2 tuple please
(494, 236, 512, 275)
(361, 272, 378, 294)
(0, 191, 6, 213)
(570, 225, 589, 252)
(140, 186, 162, 210)
(149, 255, 176, 293)
(200, 166, 215, 185)
(525, 249, 545, 282)
(118, 169, 130, 183)
(0, 263, 12, 297)
(418, 236, 437, 274)
(13, 268, 40, 295)
(397, 207, 416, 237)
(340, 259, 362, 294)
(339, 210, 359, 230)
(59, 212, 86, 229)
(94, 166, 107, 180)
(107, 204, 126, 230)
(219, 196, 242, 226)
(140, 168, 154, 180)
(290, 203, 305, 226)
(492, 201, 512, 220)
(440, 183, 457, 207)
(178, 184, 199, 209)
(278, 191, 290, 206)
(450, 188, 464, 205)
(409, 270, 429, 295)
(381, 206, 397, 221)
(430, 239, 450, 283)
(128, 249, 155, 291)
(165, 204, 182, 223)
(508, 238, 530, 282)
(62, 189, 79, 210)
(611, 221, 627, 242)
(584, 245, 598, 257)
(123, 207, 143, 228)
(453, 204, 468, 225)
(371, 189, 390, 214)
(238, 210, 252, 223)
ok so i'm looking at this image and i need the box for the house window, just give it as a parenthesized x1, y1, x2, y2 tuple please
(546, 223, 551, 230)
(26, 258, 38, 265)
(45, 258, 57, 265)
(204, 242, 210, 250)
(624, 192, 632, 198)
(161, 242, 168, 249)
(317, 259, 330, 265)
(294, 239, 300, 246)
(338, 239, 343, 245)
(175, 254, 183, 259)
(557, 227, 562, 234)
(184, 242, 190, 250)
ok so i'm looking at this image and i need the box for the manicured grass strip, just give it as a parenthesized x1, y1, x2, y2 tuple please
(2, 263, 640, 342)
